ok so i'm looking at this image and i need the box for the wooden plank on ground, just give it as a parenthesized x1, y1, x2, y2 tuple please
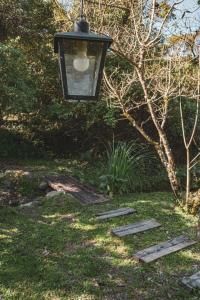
(96, 207, 132, 216)
(182, 271, 200, 289)
(112, 219, 161, 237)
(96, 208, 136, 220)
(134, 235, 196, 263)
(45, 175, 108, 205)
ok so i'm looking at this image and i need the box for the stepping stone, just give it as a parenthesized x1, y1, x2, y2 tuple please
(112, 218, 161, 237)
(96, 208, 136, 220)
(182, 271, 200, 289)
(134, 235, 196, 263)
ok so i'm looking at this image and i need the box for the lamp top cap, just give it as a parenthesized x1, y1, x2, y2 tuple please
(74, 17, 90, 33)
(54, 31, 113, 53)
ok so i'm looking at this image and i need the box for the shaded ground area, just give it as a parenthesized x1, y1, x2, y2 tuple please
(0, 159, 101, 207)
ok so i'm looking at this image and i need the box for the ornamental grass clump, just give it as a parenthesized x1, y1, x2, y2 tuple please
(100, 141, 154, 196)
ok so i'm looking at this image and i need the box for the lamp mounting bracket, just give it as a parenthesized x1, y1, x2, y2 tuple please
(74, 0, 89, 33)
(80, 0, 84, 18)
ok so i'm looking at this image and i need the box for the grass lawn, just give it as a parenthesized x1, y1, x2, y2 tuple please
(0, 160, 200, 300)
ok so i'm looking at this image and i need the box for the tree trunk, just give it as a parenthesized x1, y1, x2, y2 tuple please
(155, 143, 180, 199)
(134, 67, 181, 198)
(197, 212, 200, 241)
(186, 149, 190, 209)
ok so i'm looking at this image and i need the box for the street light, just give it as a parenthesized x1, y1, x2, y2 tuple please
(54, 0, 113, 101)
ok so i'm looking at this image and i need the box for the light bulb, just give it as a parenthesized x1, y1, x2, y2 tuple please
(73, 53, 90, 72)
(73, 41, 89, 72)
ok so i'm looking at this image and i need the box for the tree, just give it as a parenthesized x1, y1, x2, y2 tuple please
(179, 44, 200, 209)
(67, 0, 200, 198)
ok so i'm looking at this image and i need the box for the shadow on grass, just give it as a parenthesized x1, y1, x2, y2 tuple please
(0, 192, 200, 300)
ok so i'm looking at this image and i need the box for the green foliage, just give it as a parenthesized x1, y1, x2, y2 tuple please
(192, 163, 200, 190)
(0, 0, 63, 112)
(100, 142, 135, 195)
(0, 42, 36, 117)
(103, 108, 118, 128)
(0, 0, 24, 41)
(100, 141, 157, 195)
(177, 165, 200, 191)
(0, 127, 45, 159)
(17, 176, 41, 198)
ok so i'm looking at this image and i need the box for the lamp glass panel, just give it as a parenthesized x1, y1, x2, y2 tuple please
(63, 39, 103, 96)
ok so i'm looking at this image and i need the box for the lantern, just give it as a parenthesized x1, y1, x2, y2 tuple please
(54, 16, 113, 101)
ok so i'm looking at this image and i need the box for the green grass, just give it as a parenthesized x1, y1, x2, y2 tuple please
(0, 160, 200, 299)
(1, 194, 200, 300)
(0, 158, 103, 188)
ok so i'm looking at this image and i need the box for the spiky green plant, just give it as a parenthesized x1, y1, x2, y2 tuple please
(100, 141, 156, 195)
